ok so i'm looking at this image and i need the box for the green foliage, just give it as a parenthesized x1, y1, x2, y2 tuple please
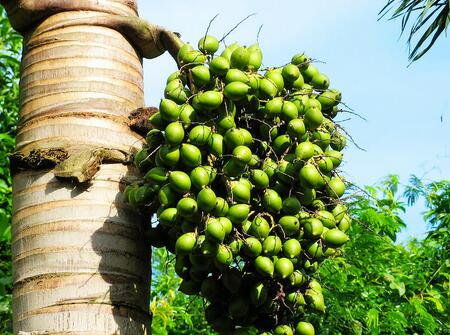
(0, 8, 21, 334)
(315, 175, 450, 335)
(151, 248, 214, 334)
(379, 0, 450, 62)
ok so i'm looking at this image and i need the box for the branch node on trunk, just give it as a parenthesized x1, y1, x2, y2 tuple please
(54, 148, 131, 183)
(128, 106, 158, 136)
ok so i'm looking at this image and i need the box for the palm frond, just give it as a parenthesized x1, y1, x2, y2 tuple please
(379, 0, 450, 62)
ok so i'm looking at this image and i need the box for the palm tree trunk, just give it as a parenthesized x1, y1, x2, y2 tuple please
(8, 1, 153, 333)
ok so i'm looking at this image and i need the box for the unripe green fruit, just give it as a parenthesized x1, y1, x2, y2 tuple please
(281, 101, 299, 121)
(144, 167, 168, 184)
(301, 63, 319, 82)
(305, 287, 325, 312)
(232, 145, 252, 164)
(254, 256, 274, 277)
(283, 239, 302, 258)
(166, 70, 187, 85)
(295, 141, 315, 161)
(262, 158, 278, 179)
(228, 297, 249, 318)
(327, 150, 343, 168)
(259, 78, 278, 99)
(218, 217, 233, 235)
(332, 203, 348, 222)
(311, 72, 330, 89)
(206, 218, 225, 243)
(177, 197, 198, 217)
(282, 196, 301, 215)
(190, 166, 210, 189)
(196, 91, 224, 110)
(282, 64, 301, 82)
(228, 238, 243, 256)
(324, 228, 349, 247)
(164, 79, 189, 104)
(330, 131, 347, 151)
(223, 159, 246, 178)
(198, 35, 219, 54)
(224, 82, 251, 101)
(274, 257, 294, 279)
(278, 216, 300, 237)
(201, 277, 222, 301)
(249, 216, 271, 240)
(298, 187, 316, 206)
(230, 181, 251, 204)
(164, 122, 185, 145)
(230, 46, 250, 69)
(317, 90, 340, 111)
(306, 240, 323, 259)
(228, 204, 250, 224)
(265, 69, 284, 92)
(312, 129, 331, 151)
(210, 56, 230, 76)
(295, 321, 315, 335)
(158, 207, 178, 227)
(291, 53, 310, 67)
(304, 218, 324, 238)
(224, 128, 245, 149)
(299, 164, 325, 189)
(276, 159, 297, 184)
(274, 325, 294, 335)
(338, 213, 352, 232)
(179, 279, 201, 295)
(175, 232, 197, 254)
(273, 134, 291, 155)
(250, 169, 270, 189)
(221, 42, 240, 60)
(180, 143, 202, 167)
(212, 197, 229, 217)
(177, 43, 194, 61)
(304, 107, 324, 130)
(158, 184, 177, 207)
(262, 235, 282, 256)
(224, 68, 249, 84)
(208, 133, 224, 157)
(178, 104, 195, 128)
(188, 125, 212, 146)
(287, 118, 306, 139)
(265, 97, 283, 117)
(215, 244, 233, 266)
(197, 188, 217, 212)
(290, 95, 310, 115)
(263, 189, 283, 213)
(168, 171, 191, 193)
(316, 156, 334, 174)
(250, 282, 268, 306)
(247, 43, 263, 71)
(191, 65, 211, 87)
(222, 268, 242, 293)
(243, 237, 262, 257)
(159, 98, 180, 121)
(326, 176, 346, 198)
(289, 270, 307, 287)
(315, 210, 336, 228)
(158, 144, 180, 167)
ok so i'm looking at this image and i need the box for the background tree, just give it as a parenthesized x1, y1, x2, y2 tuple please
(0, 8, 21, 333)
(380, 0, 450, 61)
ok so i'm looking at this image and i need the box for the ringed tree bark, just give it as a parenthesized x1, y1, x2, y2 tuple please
(1, 1, 181, 334)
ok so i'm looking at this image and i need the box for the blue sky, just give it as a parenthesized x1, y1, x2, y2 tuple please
(138, 0, 450, 242)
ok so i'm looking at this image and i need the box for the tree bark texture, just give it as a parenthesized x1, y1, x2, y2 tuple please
(9, 1, 153, 333)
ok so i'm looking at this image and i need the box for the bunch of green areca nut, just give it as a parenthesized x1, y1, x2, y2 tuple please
(125, 34, 351, 335)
